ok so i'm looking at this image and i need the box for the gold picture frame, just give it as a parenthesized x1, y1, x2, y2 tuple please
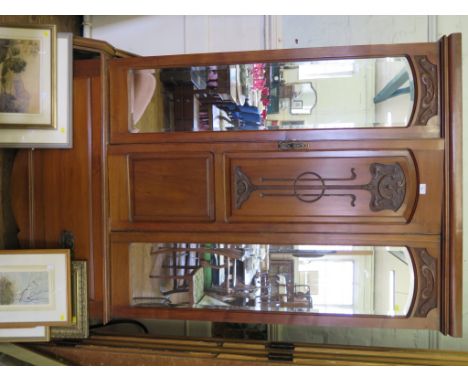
(51, 261, 89, 339)
(0, 24, 56, 129)
(0, 249, 71, 328)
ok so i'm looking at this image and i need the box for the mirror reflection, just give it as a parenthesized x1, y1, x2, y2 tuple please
(130, 243, 414, 316)
(128, 57, 414, 133)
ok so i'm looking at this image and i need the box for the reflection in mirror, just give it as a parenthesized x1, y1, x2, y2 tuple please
(129, 243, 414, 316)
(128, 57, 414, 133)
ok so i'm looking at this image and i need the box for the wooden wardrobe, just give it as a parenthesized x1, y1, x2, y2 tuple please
(11, 34, 463, 336)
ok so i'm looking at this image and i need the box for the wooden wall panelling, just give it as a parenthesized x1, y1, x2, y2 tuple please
(226, 150, 417, 224)
(73, 59, 105, 319)
(10, 59, 106, 321)
(107, 140, 443, 235)
(128, 152, 215, 222)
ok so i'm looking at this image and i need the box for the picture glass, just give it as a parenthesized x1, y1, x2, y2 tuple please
(0, 267, 52, 307)
(0, 251, 70, 327)
(0, 26, 55, 128)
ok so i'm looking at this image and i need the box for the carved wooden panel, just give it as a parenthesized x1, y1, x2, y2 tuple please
(412, 248, 438, 317)
(128, 152, 215, 222)
(415, 55, 438, 125)
(226, 150, 417, 224)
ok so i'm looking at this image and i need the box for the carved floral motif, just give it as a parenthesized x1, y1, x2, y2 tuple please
(413, 248, 437, 317)
(415, 55, 438, 125)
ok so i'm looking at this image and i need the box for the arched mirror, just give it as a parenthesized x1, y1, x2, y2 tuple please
(129, 243, 415, 316)
(127, 57, 415, 133)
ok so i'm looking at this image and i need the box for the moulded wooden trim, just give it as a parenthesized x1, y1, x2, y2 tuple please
(110, 305, 439, 331)
(73, 36, 136, 58)
(110, 41, 438, 69)
(109, 127, 442, 145)
(440, 33, 463, 337)
(29, 336, 468, 365)
(110, 231, 441, 246)
(106, 139, 445, 154)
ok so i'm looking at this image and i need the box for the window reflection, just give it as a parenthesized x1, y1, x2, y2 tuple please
(129, 243, 414, 316)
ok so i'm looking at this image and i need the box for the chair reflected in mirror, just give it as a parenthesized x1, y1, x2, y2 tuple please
(138, 244, 251, 307)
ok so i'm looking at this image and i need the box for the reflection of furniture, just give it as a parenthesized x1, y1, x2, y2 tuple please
(149, 264, 205, 306)
(161, 66, 232, 131)
(289, 82, 317, 115)
(288, 285, 313, 308)
(150, 245, 247, 296)
(373, 67, 414, 104)
(172, 85, 198, 131)
(269, 260, 294, 281)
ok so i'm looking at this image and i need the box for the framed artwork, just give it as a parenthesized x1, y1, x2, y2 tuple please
(291, 99, 303, 109)
(51, 261, 89, 339)
(0, 25, 56, 129)
(0, 326, 50, 343)
(0, 249, 71, 328)
(0, 32, 72, 148)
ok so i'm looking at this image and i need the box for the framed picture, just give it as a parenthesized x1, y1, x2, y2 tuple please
(51, 261, 89, 339)
(291, 99, 303, 109)
(0, 32, 72, 148)
(0, 25, 56, 129)
(0, 326, 50, 343)
(0, 249, 71, 328)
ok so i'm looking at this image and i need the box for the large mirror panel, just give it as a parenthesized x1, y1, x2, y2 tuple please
(129, 243, 414, 316)
(128, 57, 414, 133)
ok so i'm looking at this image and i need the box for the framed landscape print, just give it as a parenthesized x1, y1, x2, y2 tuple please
(0, 24, 56, 129)
(0, 249, 71, 328)
(0, 32, 72, 148)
